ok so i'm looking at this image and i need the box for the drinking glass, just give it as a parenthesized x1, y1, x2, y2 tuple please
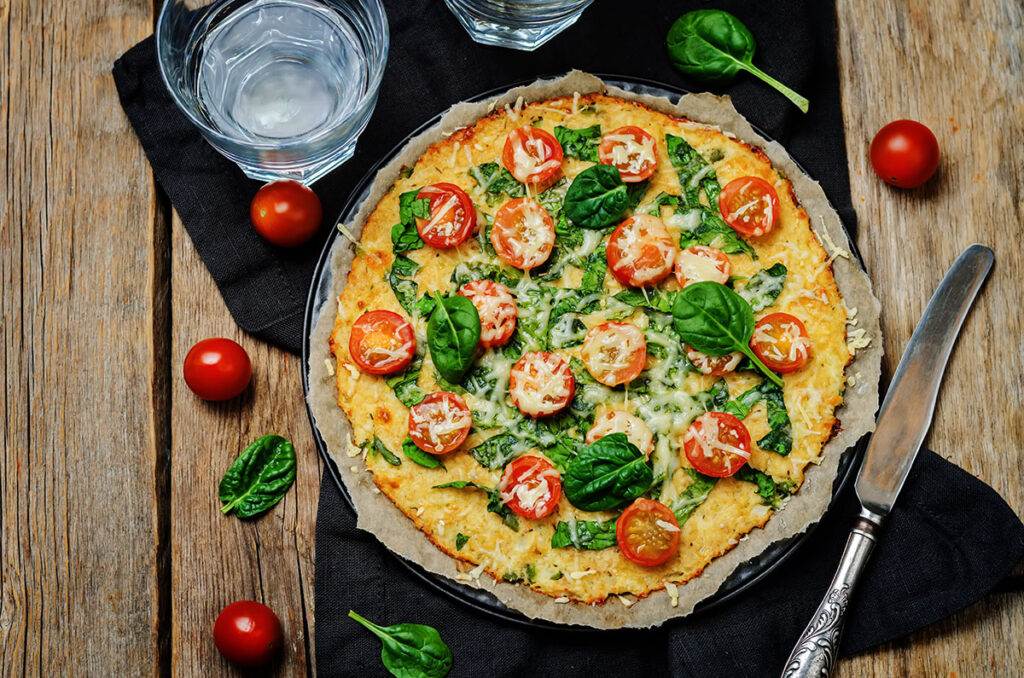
(156, 0, 388, 183)
(443, 0, 594, 51)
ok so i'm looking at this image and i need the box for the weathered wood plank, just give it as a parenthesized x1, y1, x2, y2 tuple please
(169, 212, 320, 676)
(0, 0, 165, 674)
(835, 0, 1024, 674)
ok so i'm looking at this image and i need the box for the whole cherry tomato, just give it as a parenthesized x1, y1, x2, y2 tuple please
(250, 180, 323, 247)
(183, 338, 251, 401)
(213, 600, 283, 668)
(869, 120, 940, 188)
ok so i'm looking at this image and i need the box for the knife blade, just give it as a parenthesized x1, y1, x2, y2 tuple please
(782, 244, 994, 678)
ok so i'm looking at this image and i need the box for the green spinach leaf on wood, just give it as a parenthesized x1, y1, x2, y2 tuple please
(219, 434, 297, 519)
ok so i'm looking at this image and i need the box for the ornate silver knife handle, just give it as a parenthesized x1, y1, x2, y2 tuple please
(781, 513, 881, 678)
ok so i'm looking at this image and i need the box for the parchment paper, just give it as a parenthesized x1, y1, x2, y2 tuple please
(306, 72, 883, 629)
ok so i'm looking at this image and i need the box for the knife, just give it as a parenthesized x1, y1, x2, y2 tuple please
(781, 244, 994, 678)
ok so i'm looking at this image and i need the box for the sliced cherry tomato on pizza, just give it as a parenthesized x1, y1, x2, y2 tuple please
(491, 197, 555, 270)
(408, 391, 472, 454)
(718, 176, 780, 237)
(586, 411, 655, 458)
(683, 411, 752, 478)
(348, 310, 416, 375)
(606, 215, 677, 287)
(686, 346, 742, 376)
(616, 498, 681, 567)
(498, 455, 563, 519)
(509, 351, 575, 418)
(414, 183, 476, 248)
(750, 312, 811, 373)
(598, 126, 658, 182)
(502, 126, 563, 184)
(458, 280, 517, 348)
(674, 245, 731, 288)
(581, 322, 647, 387)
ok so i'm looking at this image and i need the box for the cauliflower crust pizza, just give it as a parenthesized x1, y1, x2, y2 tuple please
(329, 92, 851, 605)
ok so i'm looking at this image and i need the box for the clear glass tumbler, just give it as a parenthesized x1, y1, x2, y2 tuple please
(443, 0, 593, 51)
(156, 0, 388, 183)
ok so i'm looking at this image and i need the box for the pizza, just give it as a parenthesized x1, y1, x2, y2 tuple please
(328, 91, 853, 606)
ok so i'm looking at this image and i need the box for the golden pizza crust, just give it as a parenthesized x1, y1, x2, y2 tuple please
(329, 93, 849, 604)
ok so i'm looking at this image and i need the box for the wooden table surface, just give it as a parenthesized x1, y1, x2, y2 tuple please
(2, 0, 1022, 674)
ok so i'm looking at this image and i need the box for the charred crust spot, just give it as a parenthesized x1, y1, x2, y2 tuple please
(376, 407, 392, 424)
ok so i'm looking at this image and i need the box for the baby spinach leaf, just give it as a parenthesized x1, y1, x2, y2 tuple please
(427, 294, 481, 383)
(391, 191, 429, 254)
(669, 468, 717, 525)
(672, 281, 782, 386)
(468, 162, 525, 205)
(613, 288, 676, 313)
(385, 355, 426, 407)
(388, 255, 422, 315)
(369, 436, 402, 466)
(735, 465, 793, 509)
(348, 610, 453, 678)
(551, 518, 618, 550)
(469, 433, 518, 470)
(666, 10, 809, 113)
(449, 261, 522, 290)
(721, 379, 792, 455)
(537, 177, 570, 219)
(543, 434, 583, 472)
(756, 381, 793, 455)
(554, 124, 602, 162)
(455, 533, 469, 550)
(737, 263, 787, 311)
(678, 208, 757, 258)
(564, 165, 630, 229)
(402, 438, 445, 469)
(665, 134, 719, 208)
(563, 433, 653, 512)
(219, 434, 297, 519)
(626, 179, 651, 212)
(432, 481, 519, 531)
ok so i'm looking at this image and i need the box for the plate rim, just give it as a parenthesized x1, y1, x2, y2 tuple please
(301, 73, 869, 631)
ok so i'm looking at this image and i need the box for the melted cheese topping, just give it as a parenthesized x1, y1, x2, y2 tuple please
(675, 247, 730, 286)
(683, 414, 752, 463)
(508, 130, 560, 182)
(581, 322, 645, 384)
(604, 132, 656, 175)
(753, 319, 811, 364)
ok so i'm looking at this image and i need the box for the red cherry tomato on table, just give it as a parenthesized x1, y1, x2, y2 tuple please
(586, 411, 655, 458)
(502, 126, 563, 184)
(458, 280, 518, 348)
(491, 197, 556, 270)
(581, 322, 647, 387)
(606, 215, 677, 287)
(415, 183, 476, 248)
(750, 312, 811, 374)
(499, 455, 562, 519)
(718, 176, 780, 237)
(408, 391, 473, 455)
(183, 338, 251, 401)
(683, 411, 752, 478)
(599, 126, 658, 182)
(250, 180, 322, 247)
(616, 498, 681, 567)
(213, 600, 283, 668)
(509, 351, 575, 418)
(348, 310, 416, 375)
(674, 245, 731, 288)
(870, 119, 940, 188)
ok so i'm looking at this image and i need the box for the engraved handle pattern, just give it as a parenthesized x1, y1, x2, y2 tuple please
(781, 516, 880, 678)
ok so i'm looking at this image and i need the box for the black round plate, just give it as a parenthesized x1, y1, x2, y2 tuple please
(301, 75, 868, 631)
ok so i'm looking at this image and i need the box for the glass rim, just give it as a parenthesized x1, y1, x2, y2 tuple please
(155, 0, 390, 153)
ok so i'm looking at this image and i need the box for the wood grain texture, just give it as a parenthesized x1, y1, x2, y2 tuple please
(169, 213, 320, 677)
(835, 0, 1024, 675)
(0, 0, 165, 674)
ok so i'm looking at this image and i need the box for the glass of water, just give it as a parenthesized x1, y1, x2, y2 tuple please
(444, 0, 593, 51)
(156, 0, 388, 183)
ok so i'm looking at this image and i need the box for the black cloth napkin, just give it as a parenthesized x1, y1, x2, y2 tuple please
(112, 0, 1024, 675)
